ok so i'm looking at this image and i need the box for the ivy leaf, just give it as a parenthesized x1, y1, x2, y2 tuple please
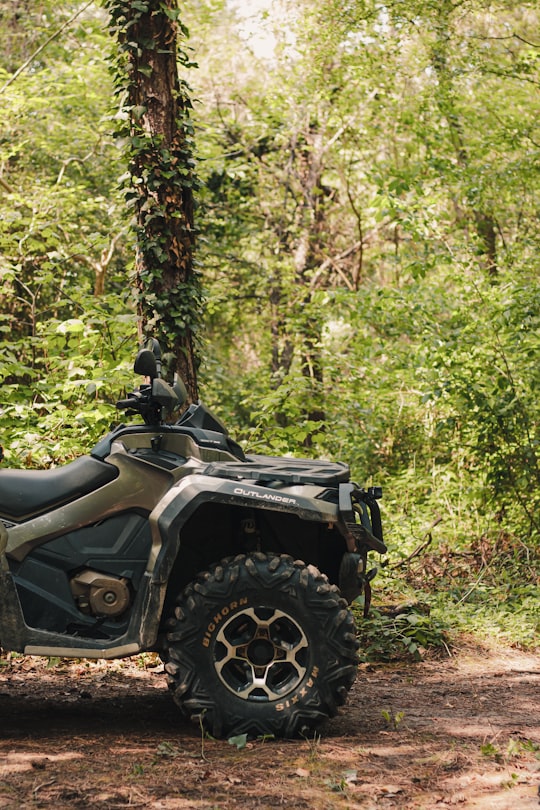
(132, 105, 147, 121)
(163, 7, 181, 21)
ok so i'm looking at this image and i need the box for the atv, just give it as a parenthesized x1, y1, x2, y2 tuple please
(0, 340, 386, 738)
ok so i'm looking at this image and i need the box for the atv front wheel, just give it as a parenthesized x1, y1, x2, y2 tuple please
(163, 552, 359, 738)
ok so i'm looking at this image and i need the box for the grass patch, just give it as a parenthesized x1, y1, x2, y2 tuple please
(356, 568, 539, 661)
(429, 583, 540, 650)
(353, 601, 450, 662)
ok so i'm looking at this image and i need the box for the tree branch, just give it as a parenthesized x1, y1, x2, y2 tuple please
(0, 0, 94, 95)
(0, 176, 15, 194)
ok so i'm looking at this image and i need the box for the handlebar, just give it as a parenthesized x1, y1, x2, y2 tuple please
(116, 395, 141, 410)
(116, 379, 178, 426)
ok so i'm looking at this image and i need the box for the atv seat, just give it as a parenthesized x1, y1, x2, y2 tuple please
(0, 456, 118, 521)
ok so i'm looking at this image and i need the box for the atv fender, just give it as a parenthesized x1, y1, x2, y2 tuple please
(148, 472, 341, 585)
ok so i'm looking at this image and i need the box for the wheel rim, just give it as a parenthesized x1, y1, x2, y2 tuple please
(214, 606, 309, 701)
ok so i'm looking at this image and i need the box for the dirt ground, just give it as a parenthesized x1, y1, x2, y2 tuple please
(0, 642, 539, 810)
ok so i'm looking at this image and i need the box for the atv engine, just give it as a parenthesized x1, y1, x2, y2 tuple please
(70, 569, 131, 618)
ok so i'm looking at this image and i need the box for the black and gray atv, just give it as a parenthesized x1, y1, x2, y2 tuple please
(0, 341, 386, 738)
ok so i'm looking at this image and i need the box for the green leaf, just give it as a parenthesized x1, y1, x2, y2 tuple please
(227, 733, 248, 750)
(132, 105, 147, 120)
(55, 319, 85, 335)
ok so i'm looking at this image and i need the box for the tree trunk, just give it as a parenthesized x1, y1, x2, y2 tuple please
(108, 0, 201, 400)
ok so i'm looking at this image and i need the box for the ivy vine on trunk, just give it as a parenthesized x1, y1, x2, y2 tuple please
(104, 0, 202, 400)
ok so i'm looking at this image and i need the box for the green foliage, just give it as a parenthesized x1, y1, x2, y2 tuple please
(354, 603, 450, 662)
(0, 1, 137, 465)
(425, 275, 540, 534)
(0, 0, 538, 651)
(381, 709, 405, 730)
(353, 565, 539, 660)
(0, 297, 137, 467)
(481, 737, 540, 765)
(431, 584, 540, 651)
(0, 3, 126, 297)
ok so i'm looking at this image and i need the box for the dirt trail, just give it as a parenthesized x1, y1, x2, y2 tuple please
(0, 644, 539, 809)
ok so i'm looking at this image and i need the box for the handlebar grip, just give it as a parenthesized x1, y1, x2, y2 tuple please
(116, 396, 139, 410)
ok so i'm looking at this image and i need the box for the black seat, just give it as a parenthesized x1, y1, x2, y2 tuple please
(0, 456, 118, 520)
